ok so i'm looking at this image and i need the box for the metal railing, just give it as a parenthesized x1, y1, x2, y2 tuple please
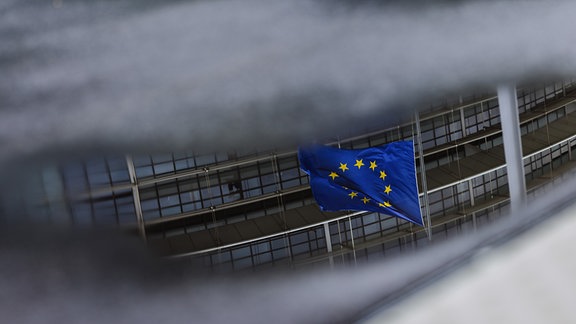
(175, 132, 576, 260)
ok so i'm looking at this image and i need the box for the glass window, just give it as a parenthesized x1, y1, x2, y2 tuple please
(195, 154, 216, 167)
(231, 246, 251, 260)
(159, 194, 180, 208)
(154, 162, 175, 175)
(135, 165, 153, 178)
(141, 199, 159, 211)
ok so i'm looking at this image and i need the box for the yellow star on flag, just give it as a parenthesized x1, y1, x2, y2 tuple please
(328, 172, 339, 180)
(339, 163, 349, 172)
(354, 159, 364, 169)
(348, 191, 358, 199)
(379, 170, 387, 180)
(361, 197, 370, 204)
(369, 161, 377, 171)
(384, 185, 392, 194)
(379, 201, 392, 208)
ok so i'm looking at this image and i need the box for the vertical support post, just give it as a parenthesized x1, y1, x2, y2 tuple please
(460, 106, 467, 137)
(415, 111, 432, 240)
(324, 222, 334, 267)
(348, 217, 357, 265)
(126, 155, 146, 240)
(497, 84, 527, 214)
(468, 179, 476, 207)
(468, 179, 477, 230)
(324, 223, 333, 253)
(479, 101, 485, 129)
(336, 219, 346, 263)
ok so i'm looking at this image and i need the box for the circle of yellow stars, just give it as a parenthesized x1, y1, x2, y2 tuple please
(328, 158, 393, 209)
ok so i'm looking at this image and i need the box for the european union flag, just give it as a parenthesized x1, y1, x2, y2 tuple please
(298, 141, 423, 226)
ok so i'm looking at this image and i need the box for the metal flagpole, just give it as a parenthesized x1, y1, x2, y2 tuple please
(337, 135, 357, 264)
(414, 111, 432, 240)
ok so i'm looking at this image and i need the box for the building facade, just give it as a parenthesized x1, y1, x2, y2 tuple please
(7, 80, 576, 271)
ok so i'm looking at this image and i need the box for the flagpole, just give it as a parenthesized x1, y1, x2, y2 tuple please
(337, 135, 358, 263)
(414, 111, 432, 241)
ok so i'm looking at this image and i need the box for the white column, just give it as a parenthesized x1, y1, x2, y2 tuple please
(497, 84, 527, 213)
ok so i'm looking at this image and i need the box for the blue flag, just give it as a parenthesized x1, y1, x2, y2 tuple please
(298, 141, 423, 226)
